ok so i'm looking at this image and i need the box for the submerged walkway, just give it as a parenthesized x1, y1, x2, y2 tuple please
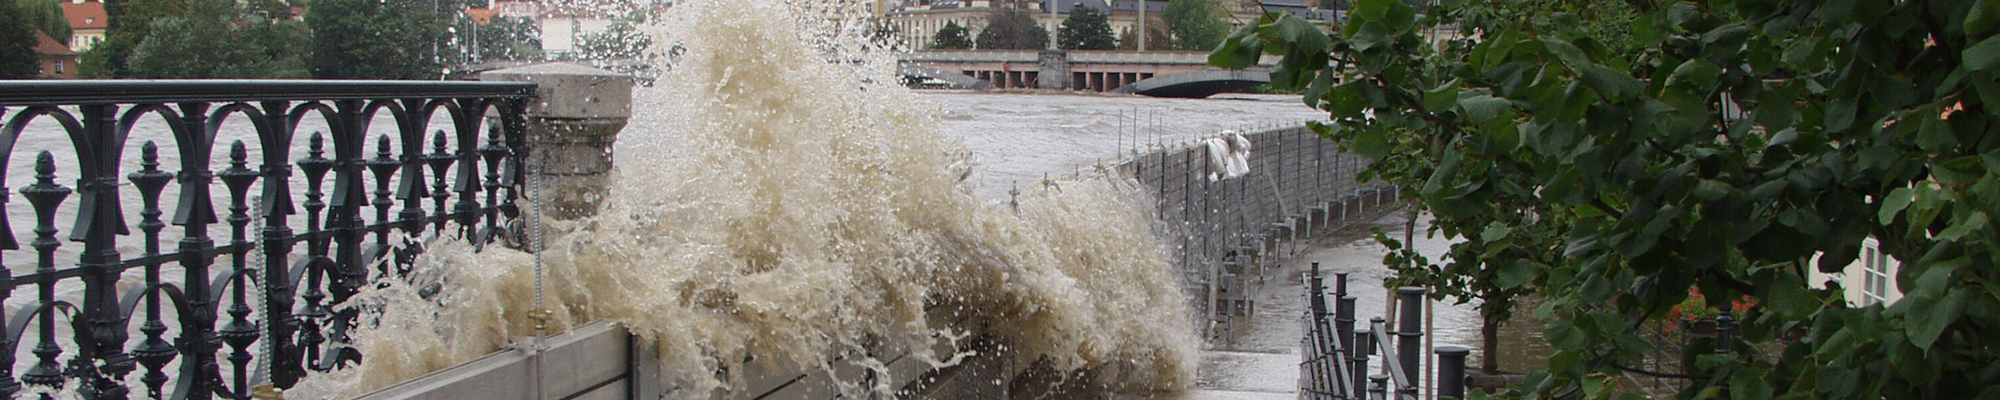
(1186, 211, 1480, 399)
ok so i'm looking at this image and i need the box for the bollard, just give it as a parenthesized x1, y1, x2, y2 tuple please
(1435, 346, 1470, 399)
(1397, 287, 1425, 385)
(1353, 327, 1373, 397)
(1337, 296, 1357, 354)
(480, 63, 633, 219)
(1368, 374, 1389, 400)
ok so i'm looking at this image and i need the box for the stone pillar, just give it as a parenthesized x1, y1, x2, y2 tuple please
(1037, 50, 1071, 90)
(480, 62, 633, 219)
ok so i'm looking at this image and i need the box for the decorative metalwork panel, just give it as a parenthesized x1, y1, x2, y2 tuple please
(0, 80, 536, 399)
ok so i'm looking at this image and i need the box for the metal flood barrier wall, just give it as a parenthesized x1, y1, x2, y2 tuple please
(1114, 126, 1397, 339)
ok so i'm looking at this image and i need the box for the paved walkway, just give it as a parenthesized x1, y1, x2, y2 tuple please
(1182, 209, 1485, 400)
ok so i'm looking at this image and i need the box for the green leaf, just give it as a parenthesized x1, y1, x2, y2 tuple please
(1880, 187, 1915, 221)
(1208, 23, 1266, 69)
(1936, 156, 1986, 184)
(1458, 94, 1512, 124)
(1496, 259, 1537, 289)
(1938, 212, 1989, 241)
(1424, 79, 1462, 112)
(1767, 273, 1819, 318)
(1693, 179, 1732, 201)
(1917, 112, 1959, 152)
(1581, 64, 1643, 101)
(1971, 0, 2000, 36)
(1965, 33, 2000, 72)
(1906, 288, 1969, 350)
(1482, 223, 1514, 242)
(1664, 58, 1722, 88)
(1351, 127, 1393, 159)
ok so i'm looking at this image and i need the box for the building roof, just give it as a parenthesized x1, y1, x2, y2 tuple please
(1107, 0, 1164, 13)
(466, 7, 497, 25)
(1041, 0, 1110, 13)
(34, 31, 75, 56)
(63, 0, 108, 30)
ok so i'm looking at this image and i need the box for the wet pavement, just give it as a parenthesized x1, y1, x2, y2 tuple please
(1187, 210, 1485, 399)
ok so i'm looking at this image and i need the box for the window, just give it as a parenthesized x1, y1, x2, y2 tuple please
(54, 60, 63, 74)
(1861, 244, 1892, 306)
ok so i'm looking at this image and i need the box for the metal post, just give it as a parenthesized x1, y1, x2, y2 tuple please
(1716, 311, 1736, 354)
(1353, 326, 1372, 397)
(1434, 346, 1469, 400)
(1397, 287, 1425, 387)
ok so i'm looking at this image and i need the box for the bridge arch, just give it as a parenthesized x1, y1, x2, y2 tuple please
(1113, 69, 1271, 98)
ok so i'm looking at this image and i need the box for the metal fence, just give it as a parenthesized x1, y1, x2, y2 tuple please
(0, 80, 537, 399)
(1116, 126, 1396, 339)
(1300, 264, 1470, 400)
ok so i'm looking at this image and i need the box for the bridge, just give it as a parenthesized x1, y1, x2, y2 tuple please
(898, 50, 1278, 98)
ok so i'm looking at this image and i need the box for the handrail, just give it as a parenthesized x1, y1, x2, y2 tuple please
(0, 80, 537, 106)
(1371, 320, 1417, 398)
(0, 79, 537, 399)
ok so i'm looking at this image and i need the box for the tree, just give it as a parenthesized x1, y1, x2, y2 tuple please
(306, 0, 461, 79)
(81, 0, 186, 78)
(0, 0, 39, 79)
(1163, 0, 1227, 51)
(976, 9, 1046, 50)
(1058, 5, 1116, 50)
(573, 21, 650, 61)
(16, 0, 71, 44)
(1116, 15, 1171, 51)
(1216, 0, 2000, 398)
(930, 20, 973, 49)
(473, 16, 541, 62)
(128, 0, 307, 78)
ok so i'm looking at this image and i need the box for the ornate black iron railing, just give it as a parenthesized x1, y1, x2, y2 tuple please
(0, 80, 536, 399)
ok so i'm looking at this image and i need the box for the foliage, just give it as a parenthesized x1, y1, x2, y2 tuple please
(472, 16, 542, 62)
(976, 8, 1047, 50)
(16, 0, 72, 44)
(306, 0, 462, 79)
(930, 20, 974, 49)
(129, 0, 308, 78)
(1214, 0, 2000, 398)
(1058, 5, 1117, 50)
(1117, 15, 1171, 51)
(0, 0, 38, 79)
(574, 21, 650, 61)
(1163, 0, 1228, 50)
(84, 0, 186, 78)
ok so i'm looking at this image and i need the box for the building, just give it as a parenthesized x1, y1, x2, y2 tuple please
(34, 31, 79, 79)
(886, 0, 1336, 50)
(1810, 238, 1905, 307)
(61, 0, 108, 53)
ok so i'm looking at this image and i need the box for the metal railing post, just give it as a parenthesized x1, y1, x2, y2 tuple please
(1435, 346, 1469, 399)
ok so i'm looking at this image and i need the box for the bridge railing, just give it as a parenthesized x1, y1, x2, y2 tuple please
(0, 80, 537, 399)
(1300, 264, 1471, 400)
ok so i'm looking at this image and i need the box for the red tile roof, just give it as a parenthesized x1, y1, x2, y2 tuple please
(34, 31, 75, 56)
(63, 1, 108, 30)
